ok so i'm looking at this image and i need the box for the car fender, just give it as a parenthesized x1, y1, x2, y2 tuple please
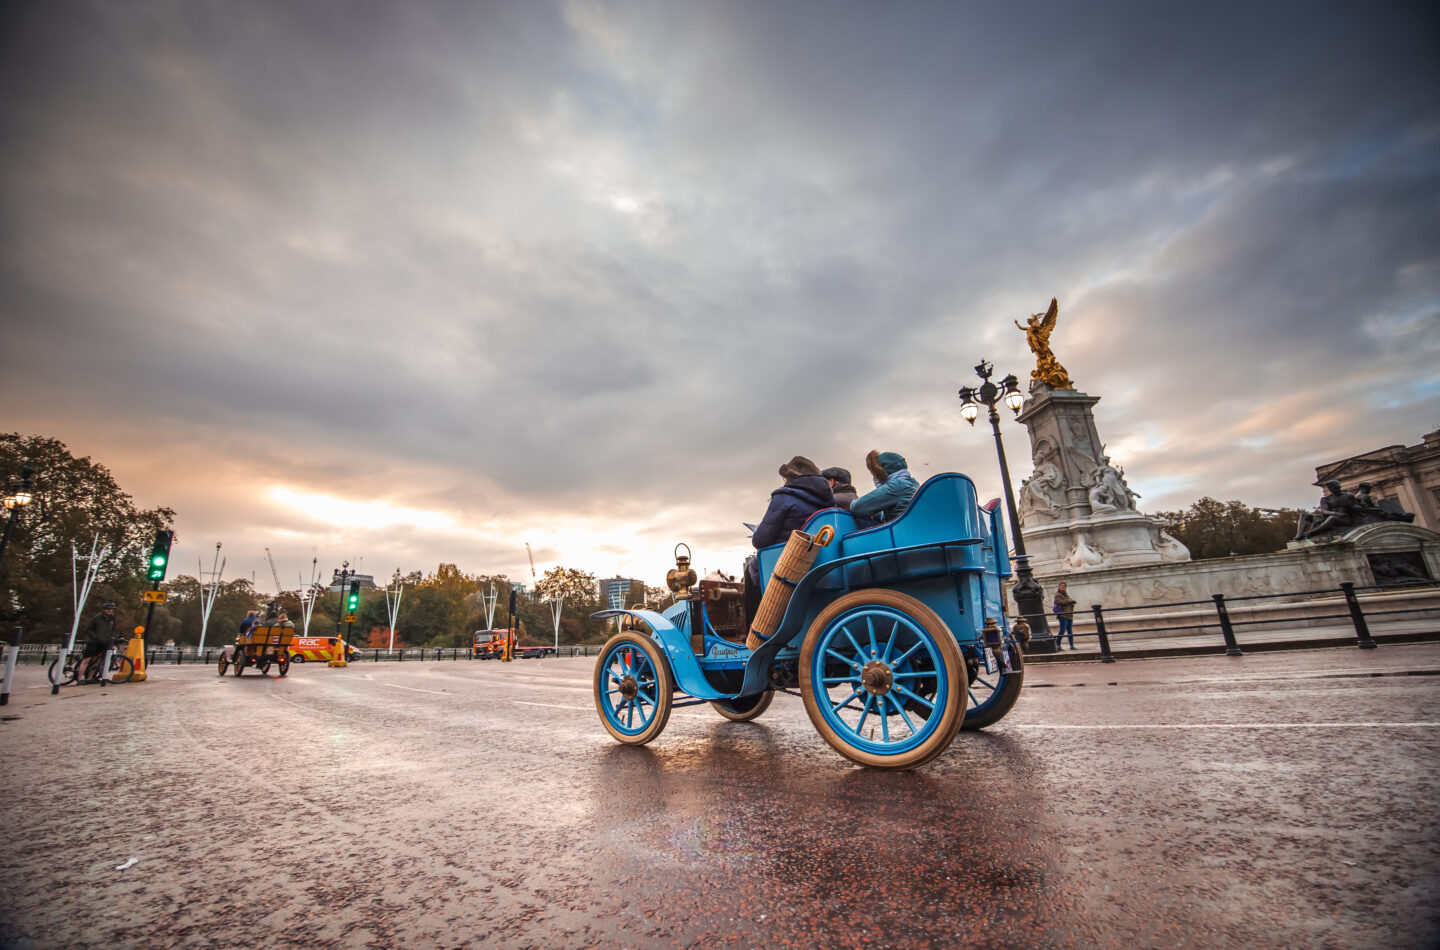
(592, 609, 728, 700)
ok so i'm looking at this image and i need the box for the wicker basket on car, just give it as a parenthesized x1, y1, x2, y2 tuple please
(746, 525, 835, 650)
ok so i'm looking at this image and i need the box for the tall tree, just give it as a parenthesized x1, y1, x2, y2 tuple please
(534, 566, 599, 605)
(1155, 498, 1303, 560)
(0, 434, 174, 640)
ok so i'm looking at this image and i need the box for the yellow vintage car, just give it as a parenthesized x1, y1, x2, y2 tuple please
(218, 623, 295, 677)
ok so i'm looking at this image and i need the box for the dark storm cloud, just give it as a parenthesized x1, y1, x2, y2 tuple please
(2, 0, 1437, 580)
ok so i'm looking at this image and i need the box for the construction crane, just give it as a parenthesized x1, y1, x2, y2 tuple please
(526, 542, 538, 587)
(265, 547, 283, 596)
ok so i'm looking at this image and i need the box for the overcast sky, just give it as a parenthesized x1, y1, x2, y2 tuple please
(3, 1, 1437, 594)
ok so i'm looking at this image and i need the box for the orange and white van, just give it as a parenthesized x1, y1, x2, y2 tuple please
(287, 636, 359, 663)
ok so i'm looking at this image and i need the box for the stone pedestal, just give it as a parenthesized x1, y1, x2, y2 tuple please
(1013, 384, 1187, 576)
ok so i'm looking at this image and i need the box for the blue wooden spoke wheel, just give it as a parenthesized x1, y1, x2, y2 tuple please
(962, 644, 1024, 730)
(800, 590, 964, 769)
(710, 690, 775, 722)
(594, 632, 674, 745)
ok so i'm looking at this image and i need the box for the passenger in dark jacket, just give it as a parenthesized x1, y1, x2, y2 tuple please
(751, 456, 834, 549)
(820, 467, 858, 510)
(745, 456, 834, 626)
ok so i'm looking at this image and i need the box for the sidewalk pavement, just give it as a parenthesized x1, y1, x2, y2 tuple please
(1027, 617, 1440, 662)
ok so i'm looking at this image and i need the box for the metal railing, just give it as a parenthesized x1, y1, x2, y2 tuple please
(1079, 579, 1437, 663)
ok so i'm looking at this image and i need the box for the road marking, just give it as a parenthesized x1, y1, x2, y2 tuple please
(380, 683, 449, 695)
(1012, 722, 1440, 730)
(512, 700, 591, 711)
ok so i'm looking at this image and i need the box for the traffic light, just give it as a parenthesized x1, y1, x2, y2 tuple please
(146, 529, 173, 582)
(346, 581, 360, 613)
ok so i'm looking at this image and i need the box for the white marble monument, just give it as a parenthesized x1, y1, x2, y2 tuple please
(1013, 383, 1189, 575)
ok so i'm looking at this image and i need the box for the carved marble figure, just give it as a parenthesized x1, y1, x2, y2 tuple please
(1154, 529, 1190, 562)
(1086, 455, 1138, 513)
(1018, 444, 1064, 523)
(1064, 534, 1107, 569)
(1015, 297, 1074, 390)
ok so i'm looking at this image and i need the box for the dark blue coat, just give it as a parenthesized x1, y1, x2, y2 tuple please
(752, 475, 834, 549)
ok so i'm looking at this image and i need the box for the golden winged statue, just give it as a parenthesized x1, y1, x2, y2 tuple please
(1014, 297, 1074, 390)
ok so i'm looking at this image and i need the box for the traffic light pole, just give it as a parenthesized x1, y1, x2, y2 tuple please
(140, 579, 160, 641)
(129, 529, 173, 683)
(329, 565, 351, 668)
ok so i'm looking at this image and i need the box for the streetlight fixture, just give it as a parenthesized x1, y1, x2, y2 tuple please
(0, 465, 36, 585)
(958, 362, 1056, 653)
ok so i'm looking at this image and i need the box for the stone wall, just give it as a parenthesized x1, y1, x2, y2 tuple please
(1033, 522, 1440, 614)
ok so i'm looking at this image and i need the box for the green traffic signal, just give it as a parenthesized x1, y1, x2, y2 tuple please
(147, 530, 173, 581)
(346, 581, 360, 612)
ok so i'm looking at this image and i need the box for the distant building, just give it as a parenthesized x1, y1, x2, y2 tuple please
(1315, 429, 1440, 532)
(328, 573, 377, 591)
(599, 576, 643, 609)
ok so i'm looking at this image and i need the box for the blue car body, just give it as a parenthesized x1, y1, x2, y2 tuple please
(595, 472, 1014, 702)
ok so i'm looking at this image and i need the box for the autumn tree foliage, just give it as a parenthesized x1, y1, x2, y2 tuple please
(0, 434, 175, 640)
(365, 624, 397, 649)
(1154, 498, 1303, 560)
(534, 566, 599, 605)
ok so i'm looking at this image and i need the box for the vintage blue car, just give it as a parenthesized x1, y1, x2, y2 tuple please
(591, 472, 1026, 769)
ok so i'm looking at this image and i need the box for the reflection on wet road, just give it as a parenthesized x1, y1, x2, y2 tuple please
(2, 645, 1437, 948)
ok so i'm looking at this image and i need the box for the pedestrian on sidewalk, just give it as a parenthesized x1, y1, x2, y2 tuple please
(1053, 582, 1076, 649)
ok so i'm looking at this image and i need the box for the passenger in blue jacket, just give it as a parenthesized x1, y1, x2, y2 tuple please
(851, 450, 919, 524)
(744, 455, 834, 625)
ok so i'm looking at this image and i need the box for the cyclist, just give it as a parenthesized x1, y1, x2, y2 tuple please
(79, 601, 118, 683)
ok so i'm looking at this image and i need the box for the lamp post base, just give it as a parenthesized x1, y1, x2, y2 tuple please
(1013, 571, 1058, 654)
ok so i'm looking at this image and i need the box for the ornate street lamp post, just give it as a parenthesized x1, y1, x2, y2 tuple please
(0, 465, 36, 587)
(959, 362, 1056, 653)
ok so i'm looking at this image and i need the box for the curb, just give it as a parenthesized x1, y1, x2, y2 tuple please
(1026, 628, 1440, 663)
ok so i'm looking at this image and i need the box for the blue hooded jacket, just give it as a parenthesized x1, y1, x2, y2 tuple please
(851, 452, 919, 523)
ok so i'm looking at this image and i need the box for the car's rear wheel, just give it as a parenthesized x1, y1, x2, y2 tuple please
(711, 691, 775, 722)
(800, 590, 964, 770)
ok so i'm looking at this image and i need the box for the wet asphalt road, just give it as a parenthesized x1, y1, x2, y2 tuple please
(2, 644, 1438, 949)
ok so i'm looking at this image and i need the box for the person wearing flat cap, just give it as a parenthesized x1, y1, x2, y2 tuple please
(851, 450, 919, 524)
(743, 455, 834, 625)
(820, 467, 858, 510)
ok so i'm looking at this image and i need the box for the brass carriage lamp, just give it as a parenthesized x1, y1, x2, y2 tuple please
(666, 543, 697, 601)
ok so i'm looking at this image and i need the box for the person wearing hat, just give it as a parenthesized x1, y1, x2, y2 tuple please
(851, 450, 920, 524)
(752, 456, 834, 548)
(820, 467, 859, 510)
(79, 601, 118, 683)
(744, 456, 834, 626)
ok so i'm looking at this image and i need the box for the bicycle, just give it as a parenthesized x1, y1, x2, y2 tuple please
(48, 637, 135, 686)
